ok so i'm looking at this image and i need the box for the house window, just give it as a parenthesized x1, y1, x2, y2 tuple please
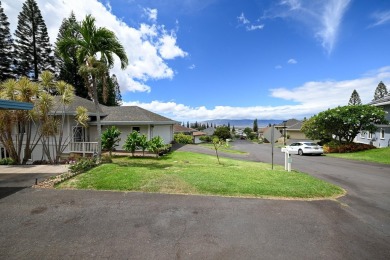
(132, 126, 140, 133)
(380, 129, 385, 139)
(0, 147, 9, 159)
(72, 126, 84, 142)
(360, 131, 365, 139)
(367, 132, 372, 139)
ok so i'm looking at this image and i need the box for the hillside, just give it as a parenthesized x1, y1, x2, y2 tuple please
(201, 119, 283, 128)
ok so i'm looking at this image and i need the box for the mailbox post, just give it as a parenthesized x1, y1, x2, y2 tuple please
(284, 150, 292, 172)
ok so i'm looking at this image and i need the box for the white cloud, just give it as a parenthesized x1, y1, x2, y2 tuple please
(275, 65, 283, 69)
(247, 24, 264, 31)
(316, 0, 351, 54)
(158, 33, 188, 60)
(4, 0, 187, 93)
(369, 10, 390, 27)
(123, 66, 390, 121)
(144, 8, 158, 22)
(280, 0, 301, 11)
(287, 58, 297, 64)
(237, 12, 250, 24)
(264, 0, 351, 54)
(188, 64, 196, 70)
(237, 12, 264, 31)
(105, 1, 112, 12)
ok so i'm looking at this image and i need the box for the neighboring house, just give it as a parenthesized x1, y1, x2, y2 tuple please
(173, 125, 197, 135)
(192, 131, 207, 144)
(203, 127, 215, 136)
(355, 95, 390, 148)
(0, 96, 177, 161)
(275, 119, 308, 142)
(262, 126, 282, 143)
(173, 125, 206, 144)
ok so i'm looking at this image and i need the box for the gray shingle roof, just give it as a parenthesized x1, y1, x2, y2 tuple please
(52, 96, 104, 115)
(368, 95, 390, 106)
(51, 96, 176, 124)
(288, 121, 303, 130)
(100, 105, 176, 124)
(275, 119, 301, 128)
(173, 124, 196, 133)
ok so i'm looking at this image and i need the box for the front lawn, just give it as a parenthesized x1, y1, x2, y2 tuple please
(58, 151, 344, 199)
(326, 147, 390, 164)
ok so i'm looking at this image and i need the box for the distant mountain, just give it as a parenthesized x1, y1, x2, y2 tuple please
(201, 119, 283, 128)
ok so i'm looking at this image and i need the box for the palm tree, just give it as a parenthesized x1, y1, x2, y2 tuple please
(57, 14, 128, 157)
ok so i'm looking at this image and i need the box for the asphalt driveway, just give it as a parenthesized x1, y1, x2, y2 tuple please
(0, 165, 68, 199)
(0, 143, 389, 259)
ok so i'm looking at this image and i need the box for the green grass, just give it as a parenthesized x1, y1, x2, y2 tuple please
(199, 143, 248, 154)
(326, 147, 390, 164)
(58, 151, 344, 199)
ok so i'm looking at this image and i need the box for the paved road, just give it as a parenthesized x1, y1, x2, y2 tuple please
(178, 141, 390, 236)
(0, 142, 389, 259)
(0, 189, 389, 259)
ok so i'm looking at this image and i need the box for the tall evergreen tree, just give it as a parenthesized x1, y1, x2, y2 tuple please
(13, 0, 55, 80)
(111, 74, 122, 106)
(55, 12, 87, 98)
(97, 73, 122, 106)
(348, 89, 362, 105)
(374, 81, 388, 100)
(253, 118, 258, 133)
(186, 121, 189, 128)
(0, 1, 13, 80)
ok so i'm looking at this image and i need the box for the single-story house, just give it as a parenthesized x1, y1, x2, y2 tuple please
(262, 126, 282, 143)
(173, 125, 206, 144)
(275, 119, 308, 142)
(355, 95, 390, 147)
(0, 96, 177, 161)
(173, 124, 197, 135)
(192, 131, 207, 144)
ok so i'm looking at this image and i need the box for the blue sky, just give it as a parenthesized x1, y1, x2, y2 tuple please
(4, 0, 390, 121)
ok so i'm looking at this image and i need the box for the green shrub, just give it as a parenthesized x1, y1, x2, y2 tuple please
(101, 126, 121, 157)
(174, 133, 193, 144)
(148, 136, 168, 157)
(0, 158, 15, 165)
(123, 131, 140, 156)
(323, 142, 376, 153)
(199, 135, 213, 143)
(69, 158, 97, 173)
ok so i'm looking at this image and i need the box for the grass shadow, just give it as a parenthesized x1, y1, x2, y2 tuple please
(116, 161, 174, 170)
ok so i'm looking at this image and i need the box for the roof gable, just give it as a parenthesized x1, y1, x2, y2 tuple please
(368, 95, 390, 106)
(52, 96, 104, 115)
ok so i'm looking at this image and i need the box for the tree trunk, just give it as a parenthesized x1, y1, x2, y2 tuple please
(92, 75, 102, 158)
